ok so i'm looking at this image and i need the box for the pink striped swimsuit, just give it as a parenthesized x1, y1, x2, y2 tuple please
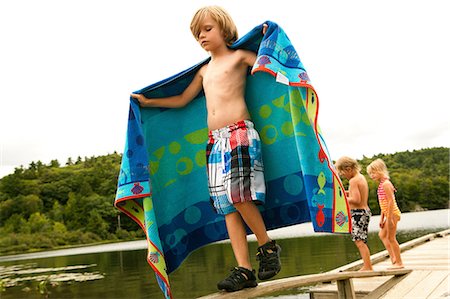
(377, 179, 401, 220)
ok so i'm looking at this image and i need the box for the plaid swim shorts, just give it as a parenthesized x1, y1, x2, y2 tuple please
(206, 120, 266, 215)
(351, 209, 372, 243)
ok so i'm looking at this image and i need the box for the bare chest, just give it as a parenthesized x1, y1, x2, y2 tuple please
(203, 62, 235, 87)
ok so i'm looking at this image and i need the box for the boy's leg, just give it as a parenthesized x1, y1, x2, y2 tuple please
(354, 240, 373, 271)
(351, 210, 372, 270)
(217, 211, 258, 292)
(234, 202, 269, 246)
(221, 121, 280, 280)
(225, 211, 252, 270)
(235, 201, 281, 280)
(208, 124, 258, 291)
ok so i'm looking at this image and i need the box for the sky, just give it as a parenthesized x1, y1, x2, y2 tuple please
(1, 0, 449, 178)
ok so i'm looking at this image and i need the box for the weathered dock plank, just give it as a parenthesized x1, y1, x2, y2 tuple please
(199, 229, 449, 299)
(380, 270, 433, 298)
(198, 269, 411, 298)
(311, 230, 450, 299)
(427, 272, 449, 298)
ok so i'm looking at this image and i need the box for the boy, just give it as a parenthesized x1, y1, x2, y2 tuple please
(131, 6, 281, 292)
(335, 156, 373, 271)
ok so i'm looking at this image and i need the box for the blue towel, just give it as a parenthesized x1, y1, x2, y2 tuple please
(115, 21, 350, 299)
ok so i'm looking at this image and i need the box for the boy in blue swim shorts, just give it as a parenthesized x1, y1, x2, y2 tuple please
(207, 120, 265, 214)
(132, 5, 281, 292)
(205, 119, 281, 290)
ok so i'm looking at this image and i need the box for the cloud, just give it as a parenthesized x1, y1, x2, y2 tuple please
(405, 121, 450, 148)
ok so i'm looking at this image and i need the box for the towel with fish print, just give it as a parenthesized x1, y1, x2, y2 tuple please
(114, 21, 351, 299)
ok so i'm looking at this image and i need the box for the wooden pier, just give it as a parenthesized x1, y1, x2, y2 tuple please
(199, 229, 450, 299)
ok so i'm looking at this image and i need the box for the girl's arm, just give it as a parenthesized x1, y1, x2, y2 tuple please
(379, 212, 386, 228)
(131, 66, 205, 108)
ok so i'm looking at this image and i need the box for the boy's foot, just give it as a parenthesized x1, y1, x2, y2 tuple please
(217, 267, 258, 292)
(256, 240, 281, 280)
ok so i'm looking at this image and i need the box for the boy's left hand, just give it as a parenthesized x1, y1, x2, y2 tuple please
(262, 23, 268, 35)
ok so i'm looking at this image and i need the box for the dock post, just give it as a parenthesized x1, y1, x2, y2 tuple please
(337, 278, 356, 299)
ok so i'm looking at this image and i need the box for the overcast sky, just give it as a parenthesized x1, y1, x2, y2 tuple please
(1, 0, 449, 178)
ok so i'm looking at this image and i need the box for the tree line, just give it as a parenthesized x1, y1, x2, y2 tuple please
(0, 147, 448, 255)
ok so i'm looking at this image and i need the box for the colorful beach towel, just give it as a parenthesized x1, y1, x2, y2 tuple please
(114, 21, 350, 299)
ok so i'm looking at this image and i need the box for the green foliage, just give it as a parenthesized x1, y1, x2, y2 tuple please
(0, 152, 140, 255)
(0, 148, 448, 255)
(358, 147, 449, 212)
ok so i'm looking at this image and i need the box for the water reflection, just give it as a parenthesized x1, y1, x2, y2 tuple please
(0, 263, 104, 298)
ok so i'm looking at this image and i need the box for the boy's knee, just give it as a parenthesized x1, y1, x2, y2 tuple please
(234, 201, 256, 211)
(354, 240, 364, 247)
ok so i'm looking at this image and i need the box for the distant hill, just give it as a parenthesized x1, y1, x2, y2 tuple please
(0, 147, 448, 255)
(357, 147, 449, 213)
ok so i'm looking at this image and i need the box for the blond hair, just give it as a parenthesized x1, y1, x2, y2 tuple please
(335, 156, 361, 172)
(190, 6, 238, 46)
(367, 158, 390, 178)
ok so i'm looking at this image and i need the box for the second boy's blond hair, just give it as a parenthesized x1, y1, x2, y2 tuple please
(335, 156, 361, 172)
(190, 6, 238, 46)
(367, 158, 390, 178)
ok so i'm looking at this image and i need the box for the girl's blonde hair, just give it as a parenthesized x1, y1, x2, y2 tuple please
(190, 6, 238, 46)
(367, 158, 390, 178)
(335, 156, 361, 172)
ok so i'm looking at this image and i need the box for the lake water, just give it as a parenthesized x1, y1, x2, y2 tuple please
(0, 209, 448, 299)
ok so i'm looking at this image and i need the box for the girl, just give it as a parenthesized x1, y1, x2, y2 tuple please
(367, 159, 404, 269)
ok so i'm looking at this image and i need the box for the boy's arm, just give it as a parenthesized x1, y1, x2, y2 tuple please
(239, 49, 258, 67)
(239, 23, 268, 67)
(347, 178, 362, 205)
(131, 66, 205, 108)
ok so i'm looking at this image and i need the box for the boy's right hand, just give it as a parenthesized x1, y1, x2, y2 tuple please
(130, 93, 146, 106)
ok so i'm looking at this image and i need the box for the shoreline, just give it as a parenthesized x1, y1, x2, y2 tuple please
(1, 209, 448, 263)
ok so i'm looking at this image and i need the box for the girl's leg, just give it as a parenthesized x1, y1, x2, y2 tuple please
(387, 218, 403, 267)
(225, 211, 252, 270)
(379, 225, 395, 264)
(234, 202, 270, 246)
